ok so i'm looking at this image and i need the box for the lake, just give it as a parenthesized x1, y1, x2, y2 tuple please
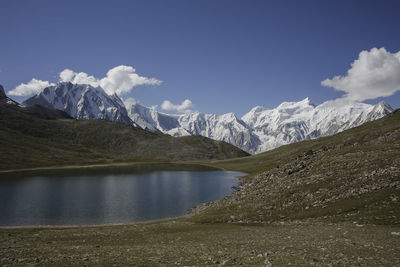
(0, 168, 241, 226)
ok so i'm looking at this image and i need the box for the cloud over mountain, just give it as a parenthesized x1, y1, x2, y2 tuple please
(321, 47, 400, 101)
(8, 79, 55, 96)
(10, 65, 162, 97)
(161, 99, 194, 113)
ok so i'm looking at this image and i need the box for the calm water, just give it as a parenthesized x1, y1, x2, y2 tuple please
(0, 170, 241, 226)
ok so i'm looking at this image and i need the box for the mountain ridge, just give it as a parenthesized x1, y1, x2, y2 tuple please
(23, 82, 136, 126)
(0, 90, 249, 170)
(20, 82, 393, 154)
(125, 96, 393, 153)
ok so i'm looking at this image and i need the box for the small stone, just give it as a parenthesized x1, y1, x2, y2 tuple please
(264, 258, 272, 267)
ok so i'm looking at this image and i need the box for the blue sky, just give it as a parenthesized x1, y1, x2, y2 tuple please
(1, 0, 399, 116)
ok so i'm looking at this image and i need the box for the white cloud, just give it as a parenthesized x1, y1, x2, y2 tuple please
(321, 47, 400, 101)
(59, 69, 76, 83)
(59, 69, 98, 87)
(8, 78, 55, 96)
(123, 97, 158, 111)
(99, 65, 162, 95)
(123, 97, 140, 108)
(10, 65, 162, 98)
(161, 99, 194, 113)
(59, 65, 161, 96)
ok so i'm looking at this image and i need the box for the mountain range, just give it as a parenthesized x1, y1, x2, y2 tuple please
(0, 85, 249, 170)
(23, 82, 394, 153)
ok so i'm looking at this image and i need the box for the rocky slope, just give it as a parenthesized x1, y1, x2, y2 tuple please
(195, 109, 400, 225)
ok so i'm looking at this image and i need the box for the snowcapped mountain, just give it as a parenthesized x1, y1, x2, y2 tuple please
(125, 98, 181, 132)
(125, 97, 393, 154)
(241, 98, 393, 153)
(176, 112, 261, 153)
(124, 100, 261, 152)
(20, 82, 393, 154)
(23, 82, 135, 126)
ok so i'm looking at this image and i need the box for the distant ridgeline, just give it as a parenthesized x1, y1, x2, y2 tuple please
(0, 84, 249, 170)
(20, 82, 394, 153)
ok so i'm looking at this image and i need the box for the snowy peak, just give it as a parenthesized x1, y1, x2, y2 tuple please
(276, 97, 314, 109)
(240, 98, 394, 153)
(125, 99, 180, 131)
(364, 101, 393, 121)
(373, 101, 393, 114)
(242, 97, 315, 129)
(23, 82, 134, 126)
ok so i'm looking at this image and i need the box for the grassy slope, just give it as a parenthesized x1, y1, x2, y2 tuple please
(0, 106, 249, 170)
(1, 110, 399, 266)
(196, 110, 400, 225)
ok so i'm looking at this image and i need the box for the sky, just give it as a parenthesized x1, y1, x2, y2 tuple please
(1, 0, 400, 116)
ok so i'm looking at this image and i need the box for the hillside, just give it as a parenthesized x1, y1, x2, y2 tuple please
(0, 104, 249, 171)
(196, 109, 400, 225)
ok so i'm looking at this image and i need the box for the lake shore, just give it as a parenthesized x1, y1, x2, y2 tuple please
(0, 161, 223, 174)
(0, 165, 243, 228)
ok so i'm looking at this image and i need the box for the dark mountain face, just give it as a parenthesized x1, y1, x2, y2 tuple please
(0, 85, 6, 99)
(0, 84, 20, 106)
(19, 105, 72, 120)
(0, 84, 71, 120)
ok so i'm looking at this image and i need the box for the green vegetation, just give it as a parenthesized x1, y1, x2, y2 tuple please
(1, 108, 399, 265)
(0, 105, 249, 171)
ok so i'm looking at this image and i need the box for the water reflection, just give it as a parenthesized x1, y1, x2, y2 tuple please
(0, 171, 241, 226)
